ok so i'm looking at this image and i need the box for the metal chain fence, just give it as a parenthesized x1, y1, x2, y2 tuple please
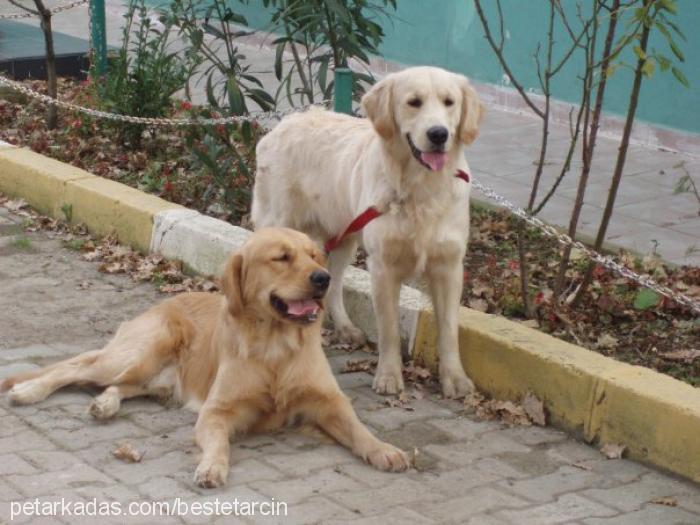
(0, 0, 88, 20)
(472, 181, 700, 315)
(0, 73, 698, 315)
(0, 75, 331, 126)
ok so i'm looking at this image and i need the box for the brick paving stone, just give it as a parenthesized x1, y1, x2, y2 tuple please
(1, 205, 700, 524)
(497, 425, 569, 447)
(501, 465, 606, 503)
(251, 467, 366, 504)
(582, 472, 700, 513)
(582, 503, 700, 525)
(409, 485, 532, 523)
(425, 415, 502, 441)
(0, 429, 56, 454)
(273, 496, 359, 525)
(496, 493, 619, 524)
(48, 419, 151, 451)
(0, 453, 40, 477)
(423, 431, 532, 467)
(325, 507, 436, 525)
(6, 463, 114, 498)
(260, 447, 357, 477)
(0, 345, 62, 363)
(328, 478, 445, 517)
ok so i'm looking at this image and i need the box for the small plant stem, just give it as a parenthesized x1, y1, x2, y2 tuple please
(573, 0, 653, 306)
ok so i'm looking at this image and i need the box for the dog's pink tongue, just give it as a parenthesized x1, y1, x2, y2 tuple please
(420, 151, 447, 171)
(287, 299, 319, 317)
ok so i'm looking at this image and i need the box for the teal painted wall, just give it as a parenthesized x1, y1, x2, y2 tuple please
(375, 0, 700, 135)
(180, 0, 700, 134)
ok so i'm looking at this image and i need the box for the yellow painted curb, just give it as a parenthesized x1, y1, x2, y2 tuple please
(414, 307, 700, 483)
(0, 147, 182, 252)
(0, 147, 93, 217)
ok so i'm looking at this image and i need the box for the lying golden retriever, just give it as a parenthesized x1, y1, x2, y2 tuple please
(252, 66, 484, 398)
(0, 228, 409, 488)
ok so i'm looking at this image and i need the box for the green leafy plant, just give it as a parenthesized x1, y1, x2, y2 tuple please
(263, 0, 397, 106)
(96, 0, 199, 148)
(184, 106, 264, 222)
(165, 0, 275, 114)
(633, 288, 660, 310)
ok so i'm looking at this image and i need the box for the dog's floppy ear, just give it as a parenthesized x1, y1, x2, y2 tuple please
(458, 77, 484, 145)
(361, 76, 395, 140)
(220, 253, 244, 317)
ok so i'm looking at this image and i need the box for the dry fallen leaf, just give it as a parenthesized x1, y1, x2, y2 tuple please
(410, 447, 419, 468)
(469, 298, 489, 312)
(340, 359, 376, 374)
(4, 198, 28, 211)
(489, 400, 531, 426)
(600, 442, 626, 460)
(112, 442, 143, 463)
(596, 333, 619, 350)
(522, 392, 546, 426)
(651, 496, 678, 507)
(402, 361, 432, 383)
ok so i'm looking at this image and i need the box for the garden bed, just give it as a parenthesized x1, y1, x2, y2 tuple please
(1, 78, 698, 386)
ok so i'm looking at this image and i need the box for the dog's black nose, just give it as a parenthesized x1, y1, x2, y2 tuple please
(310, 271, 331, 290)
(426, 126, 449, 146)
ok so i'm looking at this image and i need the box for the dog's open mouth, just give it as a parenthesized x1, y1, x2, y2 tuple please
(270, 294, 321, 323)
(407, 134, 447, 172)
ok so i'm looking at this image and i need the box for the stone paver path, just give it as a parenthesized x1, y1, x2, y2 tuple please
(2, 209, 700, 525)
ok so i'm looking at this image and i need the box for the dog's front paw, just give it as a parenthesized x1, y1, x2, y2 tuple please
(372, 370, 404, 395)
(8, 380, 49, 405)
(366, 442, 410, 472)
(440, 365, 474, 399)
(194, 461, 228, 489)
(333, 324, 367, 347)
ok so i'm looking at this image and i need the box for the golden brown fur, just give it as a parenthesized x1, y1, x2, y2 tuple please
(0, 228, 409, 488)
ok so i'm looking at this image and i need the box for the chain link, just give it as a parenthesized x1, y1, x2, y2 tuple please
(472, 180, 700, 315)
(1, 72, 697, 314)
(0, 75, 330, 126)
(0, 0, 88, 20)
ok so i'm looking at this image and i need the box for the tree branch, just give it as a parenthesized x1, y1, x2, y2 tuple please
(473, 0, 545, 118)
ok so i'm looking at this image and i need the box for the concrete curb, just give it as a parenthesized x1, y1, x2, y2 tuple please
(1, 143, 699, 484)
(150, 208, 431, 348)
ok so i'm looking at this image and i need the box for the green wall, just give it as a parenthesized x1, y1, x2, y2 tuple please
(231, 1, 700, 135)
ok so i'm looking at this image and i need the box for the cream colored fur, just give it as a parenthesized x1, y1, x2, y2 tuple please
(252, 66, 484, 398)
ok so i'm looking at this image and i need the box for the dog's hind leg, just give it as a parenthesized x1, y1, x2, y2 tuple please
(4, 350, 104, 405)
(327, 239, 366, 346)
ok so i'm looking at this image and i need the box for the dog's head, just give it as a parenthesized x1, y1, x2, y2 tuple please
(220, 228, 329, 325)
(361, 66, 484, 172)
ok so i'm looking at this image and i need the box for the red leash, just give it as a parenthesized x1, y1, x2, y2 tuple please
(324, 169, 470, 252)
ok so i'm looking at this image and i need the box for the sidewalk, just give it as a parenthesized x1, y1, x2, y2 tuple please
(2, 205, 700, 524)
(1, 0, 699, 268)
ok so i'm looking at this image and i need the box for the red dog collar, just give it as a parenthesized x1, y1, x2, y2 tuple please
(324, 170, 471, 252)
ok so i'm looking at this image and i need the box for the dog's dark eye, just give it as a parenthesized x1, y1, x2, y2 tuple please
(272, 253, 289, 262)
(444, 98, 454, 107)
(407, 98, 422, 108)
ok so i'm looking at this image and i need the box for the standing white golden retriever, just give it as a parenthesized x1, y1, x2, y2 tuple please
(252, 66, 484, 398)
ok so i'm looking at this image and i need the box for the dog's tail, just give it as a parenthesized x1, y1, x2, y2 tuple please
(0, 368, 46, 393)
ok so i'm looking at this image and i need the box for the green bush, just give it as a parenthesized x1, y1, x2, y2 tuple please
(96, 0, 199, 148)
